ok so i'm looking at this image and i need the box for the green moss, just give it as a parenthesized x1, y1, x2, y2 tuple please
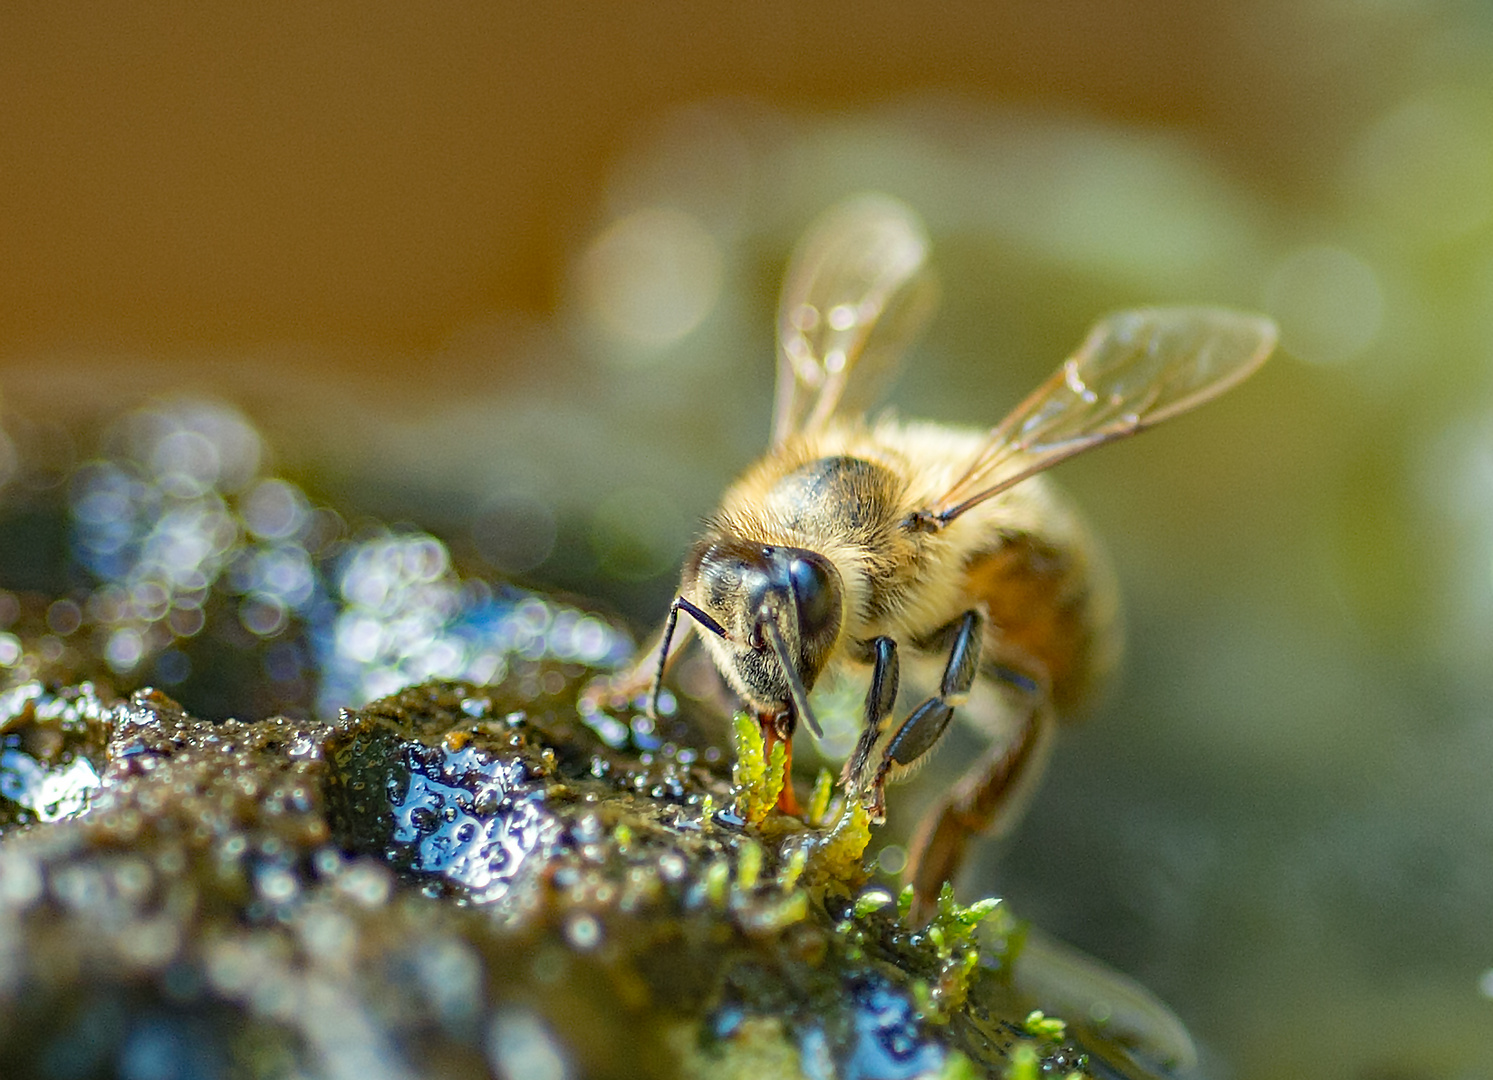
(807, 767, 835, 826)
(1006, 1043, 1040, 1080)
(776, 845, 809, 891)
(803, 793, 873, 886)
(730, 713, 786, 825)
(898, 882, 917, 920)
(1024, 1009, 1069, 1042)
(705, 858, 732, 908)
(736, 838, 763, 890)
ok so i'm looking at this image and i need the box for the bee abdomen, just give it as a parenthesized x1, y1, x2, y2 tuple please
(961, 533, 1101, 713)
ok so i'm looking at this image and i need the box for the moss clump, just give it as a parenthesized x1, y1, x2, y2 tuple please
(893, 884, 1018, 1023)
(1024, 1009, 1069, 1042)
(802, 793, 873, 886)
(730, 713, 786, 824)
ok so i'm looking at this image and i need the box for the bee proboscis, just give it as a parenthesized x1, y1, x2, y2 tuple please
(599, 194, 1276, 914)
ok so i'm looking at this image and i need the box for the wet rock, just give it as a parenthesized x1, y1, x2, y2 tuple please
(0, 670, 1187, 1080)
(0, 682, 112, 828)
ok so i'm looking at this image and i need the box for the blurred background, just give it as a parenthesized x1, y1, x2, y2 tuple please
(3, 2, 1493, 1078)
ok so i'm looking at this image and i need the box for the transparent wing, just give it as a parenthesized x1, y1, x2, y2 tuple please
(772, 194, 937, 446)
(928, 308, 1278, 523)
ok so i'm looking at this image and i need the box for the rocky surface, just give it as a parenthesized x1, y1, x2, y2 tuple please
(0, 669, 1184, 1080)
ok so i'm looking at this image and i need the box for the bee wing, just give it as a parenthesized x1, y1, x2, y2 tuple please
(928, 308, 1278, 523)
(772, 195, 937, 446)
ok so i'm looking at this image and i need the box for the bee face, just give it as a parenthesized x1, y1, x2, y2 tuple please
(683, 536, 842, 717)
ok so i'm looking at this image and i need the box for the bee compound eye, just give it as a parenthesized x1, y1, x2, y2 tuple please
(788, 554, 837, 640)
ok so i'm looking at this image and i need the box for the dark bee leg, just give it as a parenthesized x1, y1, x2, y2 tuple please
(863, 611, 983, 821)
(841, 636, 900, 789)
(581, 596, 715, 715)
(903, 666, 1055, 922)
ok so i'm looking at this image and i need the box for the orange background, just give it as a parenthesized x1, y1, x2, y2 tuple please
(3, 1, 1344, 364)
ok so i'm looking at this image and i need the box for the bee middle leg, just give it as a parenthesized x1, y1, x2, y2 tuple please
(902, 664, 1055, 921)
(858, 610, 984, 822)
(841, 636, 900, 797)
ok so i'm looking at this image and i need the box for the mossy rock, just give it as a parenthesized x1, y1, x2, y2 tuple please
(0, 665, 1188, 1080)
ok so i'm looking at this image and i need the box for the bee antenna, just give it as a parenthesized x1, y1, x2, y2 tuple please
(759, 601, 824, 740)
(649, 597, 729, 719)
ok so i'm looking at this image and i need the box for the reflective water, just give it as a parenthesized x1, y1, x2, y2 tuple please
(0, 398, 631, 727)
(389, 743, 552, 903)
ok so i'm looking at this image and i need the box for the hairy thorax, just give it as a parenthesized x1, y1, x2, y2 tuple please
(706, 418, 1118, 714)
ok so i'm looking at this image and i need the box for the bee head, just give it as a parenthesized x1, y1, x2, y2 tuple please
(682, 537, 842, 736)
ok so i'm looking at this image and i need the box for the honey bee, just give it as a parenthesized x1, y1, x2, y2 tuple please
(601, 195, 1276, 912)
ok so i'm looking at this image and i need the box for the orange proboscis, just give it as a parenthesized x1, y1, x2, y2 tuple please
(759, 714, 802, 816)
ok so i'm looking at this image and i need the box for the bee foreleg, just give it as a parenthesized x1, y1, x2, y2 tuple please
(863, 610, 984, 821)
(903, 668, 1055, 922)
(582, 594, 724, 717)
(581, 609, 694, 715)
(842, 636, 900, 789)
